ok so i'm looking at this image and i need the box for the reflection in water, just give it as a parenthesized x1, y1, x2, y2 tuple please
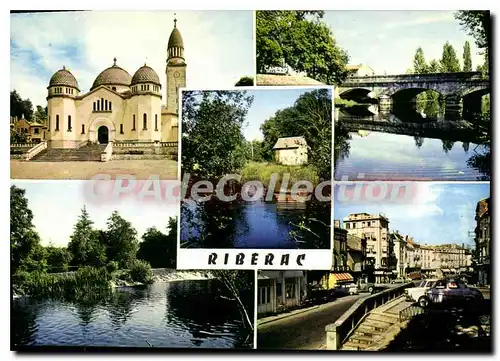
(11, 280, 253, 349)
(334, 103, 491, 181)
(181, 197, 331, 249)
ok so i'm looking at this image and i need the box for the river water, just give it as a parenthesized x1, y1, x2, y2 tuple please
(181, 198, 331, 249)
(334, 105, 490, 181)
(12, 280, 253, 349)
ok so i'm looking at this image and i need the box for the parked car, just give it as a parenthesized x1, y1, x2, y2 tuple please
(405, 278, 439, 307)
(339, 283, 359, 295)
(422, 278, 484, 308)
(357, 280, 375, 293)
(305, 284, 330, 305)
(391, 277, 409, 284)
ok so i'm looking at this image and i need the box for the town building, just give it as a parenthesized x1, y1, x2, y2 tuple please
(257, 271, 307, 316)
(343, 213, 391, 283)
(322, 224, 353, 289)
(272, 136, 308, 166)
(475, 197, 491, 285)
(390, 232, 407, 278)
(346, 233, 367, 283)
(346, 63, 375, 77)
(44, 20, 183, 149)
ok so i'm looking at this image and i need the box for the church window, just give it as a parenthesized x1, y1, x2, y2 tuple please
(55, 115, 60, 131)
(143, 113, 147, 130)
(105, 100, 108, 111)
(147, 85, 150, 91)
(132, 115, 136, 130)
(97, 100, 100, 111)
(155, 114, 158, 131)
(93, 102, 96, 111)
(81, 125, 85, 134)
(67, 115, 72, 132)
(109, 102, 112, 111)
(120, 124, 124, 134)
(101, 98, 104, 110)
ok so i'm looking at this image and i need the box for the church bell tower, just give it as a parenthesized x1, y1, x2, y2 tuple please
(166, 18, 186, 114)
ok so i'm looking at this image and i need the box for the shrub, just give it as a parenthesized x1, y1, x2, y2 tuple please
(129, 260, 153, 284)
(106, 261, 119, 273)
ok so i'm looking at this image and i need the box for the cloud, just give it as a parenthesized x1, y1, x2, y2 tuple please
(10, 11, 254, 107)
(383, 12, 454, 30)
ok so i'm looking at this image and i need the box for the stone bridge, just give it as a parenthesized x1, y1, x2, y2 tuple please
(336, 72, 490, 118)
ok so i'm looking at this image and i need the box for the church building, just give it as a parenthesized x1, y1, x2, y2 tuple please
(46, 20, 185, 148)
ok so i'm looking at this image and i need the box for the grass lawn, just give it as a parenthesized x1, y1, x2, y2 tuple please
(240, 161, 319, 189)
(10, 159, 178, 180)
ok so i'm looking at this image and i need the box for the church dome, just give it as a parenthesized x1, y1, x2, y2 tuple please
(131, 64, 161, 86)
(48, 67, 79, 90)
(168, 26, 184, 49)
(91, 58, 132, 90)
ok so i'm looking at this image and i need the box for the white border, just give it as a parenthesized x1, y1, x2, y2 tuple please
(177, 85, 334, 270)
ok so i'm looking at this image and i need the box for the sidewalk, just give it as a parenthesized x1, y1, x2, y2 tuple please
(257, 304, 321, 326)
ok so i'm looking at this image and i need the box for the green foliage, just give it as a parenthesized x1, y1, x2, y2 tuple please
(34, 105, 48, 124)
(137, 217, 177, 269)
(256, 11, 349, 84)
(68, 206, 107, 268)
(10, 90, 34, 121)
(13, 267, 112, 297)
(10, 185, 46, 273)
(428, 59, 440, 73)
(413, 47, 429, 74)
(241, 139, 266, 162)
(440, 42, 461, 73)
(235, 76, 254, 86)
(128, 260, 153, 284)
(455, 11, 490, 51)
(106, 260, 119, 273)
(463, 40, 473, 72)
(260, 89, 332, 180)
(240, 161, 319, 190)
(103, 211, 139, 269)
(45, 246, 72, 273)
(182, 90, 254, 178)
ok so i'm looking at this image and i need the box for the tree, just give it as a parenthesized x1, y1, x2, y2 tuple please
(440, 42, 461, 73)
(212, 270, 254, 334)
(10, 90, 34, 121)
(45, 246, 72, 273)
(68, 206, 106, 268)
(413, 47, 428, 74)
(235, 76, 254, 86)
(256, 11, 349, 85)
(10, 128, 29, 144)
(103, 211, 139, 268)
(428, 59, 440, 73)
(10, 185, 46, 273)
(137, 217, 177, 269)
(181, 90, 254, 179)
(463, 40, 473, 72)
(34, 105, 48, 124)
(455, 11, 490, 52)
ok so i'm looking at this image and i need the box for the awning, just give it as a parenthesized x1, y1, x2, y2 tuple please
(331, 272, 354, 282)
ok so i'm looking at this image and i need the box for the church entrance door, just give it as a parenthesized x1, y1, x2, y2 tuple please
(98, 126, 109, 144)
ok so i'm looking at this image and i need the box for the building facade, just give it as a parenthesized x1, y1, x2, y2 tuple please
(45, 20, 183, 149)
(257, 271, 307, 316)
(11, 116, 48, 143)
(475, 197, 491, 285)
(344, 213, 391, 283)
(346, 63, 375, 77)
(273, 136, 308, 166)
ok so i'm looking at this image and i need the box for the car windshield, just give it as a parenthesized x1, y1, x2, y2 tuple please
(418, 281, 426, 287)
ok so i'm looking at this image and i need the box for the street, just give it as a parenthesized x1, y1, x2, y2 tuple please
(257, 294, 364, 350)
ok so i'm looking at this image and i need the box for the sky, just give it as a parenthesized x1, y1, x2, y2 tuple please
(10, 10, 254, 109)
(243, 87, 332, 141)
(323, 10, 484, 75)
(334, 183, 490, 247)
(11, 180, 178, 247)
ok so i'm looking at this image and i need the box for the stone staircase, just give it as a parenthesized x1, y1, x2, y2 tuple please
(341, 311, 400, 350)
(31, 144, 106, 162)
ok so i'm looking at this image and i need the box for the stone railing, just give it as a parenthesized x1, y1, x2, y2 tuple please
(101, 141, 113, 162)
(343, 72, 487, 85)
(114, 141, 155, 148)
(77, 139, 89, 148)
(25, 141, 48, 161)
(160, 141, 178, 147)
(10, 143, 37, 148)
(325, 283, 413, 350)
